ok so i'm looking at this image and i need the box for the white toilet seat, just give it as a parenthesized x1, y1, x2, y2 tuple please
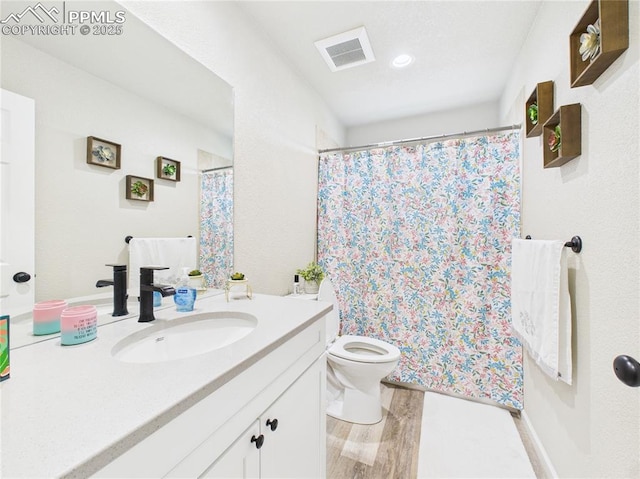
(328, 335, 400, 364)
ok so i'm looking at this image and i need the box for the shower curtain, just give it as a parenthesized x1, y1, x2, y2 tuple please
(317, 132, 523, 409)
(200, 169, 233, 289)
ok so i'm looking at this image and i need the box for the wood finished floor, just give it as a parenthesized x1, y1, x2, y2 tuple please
(327, 384, 542, 479)
(327, 383, 424, 479)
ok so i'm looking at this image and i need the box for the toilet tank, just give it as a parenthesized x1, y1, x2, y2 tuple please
(318, 279, 340, 344)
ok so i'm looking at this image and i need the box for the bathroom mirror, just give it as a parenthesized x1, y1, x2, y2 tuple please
(1, 1, 233, 305)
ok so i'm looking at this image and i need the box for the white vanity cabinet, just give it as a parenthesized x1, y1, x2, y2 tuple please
(198, 420, 260, 478)
(185, 355, 324, 478)
(96, 318, 326, 479)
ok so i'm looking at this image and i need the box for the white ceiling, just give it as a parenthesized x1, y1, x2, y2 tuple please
(239, 1, 543, 127)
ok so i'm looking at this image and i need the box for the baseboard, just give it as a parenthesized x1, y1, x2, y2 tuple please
(521, 410, 558, 478)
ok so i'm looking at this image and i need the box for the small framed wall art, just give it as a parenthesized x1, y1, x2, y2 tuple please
(87, 136, 121, 169)
(156, 156, 181, 182)
(125, 175, 154, 202)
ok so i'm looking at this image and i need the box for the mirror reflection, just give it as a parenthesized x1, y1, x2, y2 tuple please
(1, 1, 234, 309)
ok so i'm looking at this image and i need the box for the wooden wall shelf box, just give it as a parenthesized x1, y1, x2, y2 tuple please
(525, 81, 554, 138)
(570, 0, 628, 88)
(542, 104, 581, 168)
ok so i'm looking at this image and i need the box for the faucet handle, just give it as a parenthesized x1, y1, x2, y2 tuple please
(140, 266, 170, 286)
(106, 264, 127, 271)
(140, 266, 170, 271)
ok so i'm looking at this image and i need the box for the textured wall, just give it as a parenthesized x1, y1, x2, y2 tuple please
(500, 1, 639, 477)
(346, 101, 500, 146)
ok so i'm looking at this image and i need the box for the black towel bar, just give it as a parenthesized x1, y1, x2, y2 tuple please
(524, 235, 582, 253)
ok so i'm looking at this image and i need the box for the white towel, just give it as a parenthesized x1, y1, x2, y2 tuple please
(511, 238, 572, 384)
(128, 237, 197, 297)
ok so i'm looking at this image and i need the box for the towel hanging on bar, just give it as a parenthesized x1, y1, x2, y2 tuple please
(511, 238, 573, 384)
(127, 237, 197, 296)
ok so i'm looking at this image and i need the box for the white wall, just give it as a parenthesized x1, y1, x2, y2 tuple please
(1, 37, 227, 301)
(346, 101, 499, 146)
(120, 1, 345, 296)
(500, 1, 639, 477)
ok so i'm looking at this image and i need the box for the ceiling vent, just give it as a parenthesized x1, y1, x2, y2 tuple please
(314, 26, 375, 72)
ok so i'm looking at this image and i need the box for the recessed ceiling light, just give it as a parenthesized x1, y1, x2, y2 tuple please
(391, 54, 414, 69)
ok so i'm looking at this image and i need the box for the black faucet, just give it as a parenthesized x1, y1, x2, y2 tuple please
(96, 264, 129, 317)
(139, 266, 176, 323)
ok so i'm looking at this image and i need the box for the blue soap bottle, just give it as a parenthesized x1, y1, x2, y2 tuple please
(174, 267, 196, 312)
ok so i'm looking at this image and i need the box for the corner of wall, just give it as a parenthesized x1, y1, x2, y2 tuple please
(521, 409, 559, 479)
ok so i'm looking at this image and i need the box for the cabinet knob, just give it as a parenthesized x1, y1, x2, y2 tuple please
(13, 272, 31, 283)
(251, 434, 264, 449)
(266, 418, 278, 431)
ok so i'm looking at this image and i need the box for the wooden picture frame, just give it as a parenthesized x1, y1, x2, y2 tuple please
(156, 156, 181, 182)
(87, 136, 121, 169)
(126, 175, 154, 202)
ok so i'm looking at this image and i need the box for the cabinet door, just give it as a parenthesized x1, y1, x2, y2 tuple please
(200, 420, 261, 479)
(260, 358, 325, 478)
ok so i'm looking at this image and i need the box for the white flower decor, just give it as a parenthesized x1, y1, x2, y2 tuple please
(579, 19, 600, 62)
(92, 145, 115, 163)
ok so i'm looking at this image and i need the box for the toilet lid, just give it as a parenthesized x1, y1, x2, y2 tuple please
(328, 335, 401, 363)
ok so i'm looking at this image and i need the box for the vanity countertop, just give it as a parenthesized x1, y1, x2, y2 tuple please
(0, 293, 331, 478)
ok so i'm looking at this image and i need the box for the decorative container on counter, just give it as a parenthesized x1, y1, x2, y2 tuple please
(60, 305, 98, 346)
(33, 300, 67, 335)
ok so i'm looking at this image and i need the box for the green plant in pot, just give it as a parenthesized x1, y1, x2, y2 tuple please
(548, 125, 561, 153)
(131, 180, 148, 198)
(528, 103, 538, 125)
(188, 269, 204, 290)
(163, 163, 177, 177)
(296, 262, 325, 294)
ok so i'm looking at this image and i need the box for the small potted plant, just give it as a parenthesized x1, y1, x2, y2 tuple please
(579, 20, 600, 62)
(548, 125, 561, 153)
(528, 103, 538, 125)
(296, 262, 325, 294)
(162, 163, 177, 178)
(131, 180, 148, 198)
(188, 269, 204, 290)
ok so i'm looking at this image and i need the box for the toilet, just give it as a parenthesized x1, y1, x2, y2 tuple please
(319, 279, 401, 425)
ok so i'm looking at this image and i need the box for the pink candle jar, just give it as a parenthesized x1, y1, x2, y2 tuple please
(33, 300, 68, 336)
(60, 305, 98, 346)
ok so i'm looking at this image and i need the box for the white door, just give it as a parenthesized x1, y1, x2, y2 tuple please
(0, 89, 35, 317)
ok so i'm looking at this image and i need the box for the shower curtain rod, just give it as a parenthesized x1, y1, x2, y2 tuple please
(318, 124, 521, 154)
(202, 165, 233, 173)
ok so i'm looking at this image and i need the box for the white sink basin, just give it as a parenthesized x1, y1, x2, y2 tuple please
(111, 312, 258, 363)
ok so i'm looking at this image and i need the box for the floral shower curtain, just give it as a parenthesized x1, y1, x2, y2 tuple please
(317, 132, 523, 409)
(200, 169, 233, 289)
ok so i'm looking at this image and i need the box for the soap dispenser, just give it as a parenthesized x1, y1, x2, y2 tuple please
(174, 267, 196, 312)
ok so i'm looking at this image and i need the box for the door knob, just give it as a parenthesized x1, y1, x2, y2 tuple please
(613, 355, 640, 387)
(251, 434, 264, 449)
(13, 272, 31, 283)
